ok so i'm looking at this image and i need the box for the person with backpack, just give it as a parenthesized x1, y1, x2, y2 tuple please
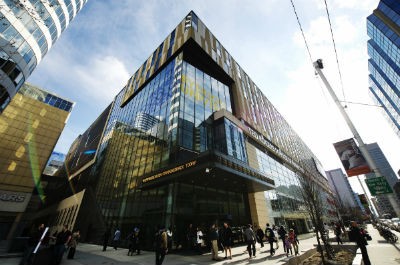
(155, 225, 168, 265)
(265, 223, 275, 256)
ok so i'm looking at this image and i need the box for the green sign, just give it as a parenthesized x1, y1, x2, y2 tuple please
(365, 177, 393, 196)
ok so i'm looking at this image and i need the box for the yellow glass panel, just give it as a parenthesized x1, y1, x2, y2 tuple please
(15, 145, 25, 158)
(0, 119, 8, 133)
(8, 161, 17, 171)
(32, 120, 40, 129)
(24, 132, 33, 142)
(40, 109, 47, 117)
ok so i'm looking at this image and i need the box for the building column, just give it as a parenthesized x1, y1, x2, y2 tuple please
(248, 192, 268, 228)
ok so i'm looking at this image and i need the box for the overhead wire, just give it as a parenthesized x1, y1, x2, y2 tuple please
(289, 0, 314, 65)
(323, 0, 347, 103)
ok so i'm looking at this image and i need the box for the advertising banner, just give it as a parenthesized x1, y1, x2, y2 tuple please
(333, 138, 371, 177)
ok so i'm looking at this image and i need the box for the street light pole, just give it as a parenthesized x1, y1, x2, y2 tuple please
(313, 59, 381, 215)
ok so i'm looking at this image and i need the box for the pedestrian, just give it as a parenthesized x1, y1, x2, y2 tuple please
(349, 221, 371, 265)
(255, 225, 264, 248)
(67, 229, 80, 259)
(244, 224, 256, 260)
(186, 224, 196, 250)
(195, 226, 203, 254)
(102, 227, 111, 251)
(265, 223, 275, 256)
(133, 228, 141, 255)
(288, 228, 298, 255)
(290, 222, 300, 244)
(127, 229, 135, 256)
(284, 235, 292, 257)
(113, 228, 121, 250)
(52, 224, 72, 265)
(222, 222, 233, 260)
(155, 225, 168, 265)
(335, 223, 343, 245)
(20, 223, 46, 265)
(166, 227, 173, 251)
(208, 224, 221, 261)
(277, 225, 287, 252)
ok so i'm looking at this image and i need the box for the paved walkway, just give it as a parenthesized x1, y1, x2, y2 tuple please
(2, 225, 399, 265)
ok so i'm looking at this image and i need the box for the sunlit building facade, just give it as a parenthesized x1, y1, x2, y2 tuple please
(0, 83, 72, 240)
(0, 0, 87, 112)
(367, 0, 400, 137)
(52, 12, 331, 245)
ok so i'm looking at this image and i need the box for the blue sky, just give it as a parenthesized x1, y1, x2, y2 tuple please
(28, 0, 399, 193)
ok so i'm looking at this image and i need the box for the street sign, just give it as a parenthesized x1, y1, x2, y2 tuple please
(365, 177, 393, 196)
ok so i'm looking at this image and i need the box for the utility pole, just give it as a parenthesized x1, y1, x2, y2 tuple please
(313, 59, 380, 215)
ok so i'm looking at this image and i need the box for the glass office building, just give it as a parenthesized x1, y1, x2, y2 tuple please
(367, 0, 400, 137)
(0, 83, 73, 240)
(54, 11, 332, 245)
(0, 0, 87, 112)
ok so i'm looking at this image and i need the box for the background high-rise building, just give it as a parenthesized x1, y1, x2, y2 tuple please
(325, 168, 363, 210)
(365, 142, 400, 217)
(0, 83, 73, 241)
(0, 0, 88, 112)
(367, 1, 400, 137)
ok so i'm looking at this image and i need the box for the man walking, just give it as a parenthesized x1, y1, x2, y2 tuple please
(113, 228, 121, 250)
(349, 221, 371, 265)
(208, 224, 221, 261)
(265, 223, 275, 256)
(155, 225, 168, 265)
(52, 225, 71, 265)
(244, 224, 256, 259)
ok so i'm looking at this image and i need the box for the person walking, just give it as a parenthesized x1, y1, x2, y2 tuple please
(102, 227, 111, 251)
(133, 228, 141, 255)
(255, 225, 264, 248)
(52, 225, 72, 265)
(113, 228, 121, 250)
(67, 229, 80, 259)
(222, 222, 233, 260)
(244, 224, 256, 260)
(277, 225, 287, 252)
(20, 223, 46, 265)
(208, 224, 221, 261)
(265, 223, 275, 256)
(195, 227, 203, 254)
(284, 235, 292, 257)
(334, 223, 343, 245)
(288, 228, 299, 255)
(155, 226, 168, 265)
(349, 221, 371, 265)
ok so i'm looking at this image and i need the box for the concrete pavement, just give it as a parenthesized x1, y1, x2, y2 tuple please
(2, 225, 399, 265)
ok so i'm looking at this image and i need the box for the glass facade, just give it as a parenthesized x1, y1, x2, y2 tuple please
(0, 0, 87, 112)
(58, 11, 332, 244)
(367, 0, 400, 137)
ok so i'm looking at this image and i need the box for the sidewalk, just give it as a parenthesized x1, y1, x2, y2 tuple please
(1, 234, 317, 265)
(365, 224, 400, 265)
(2, 226, 399, 265)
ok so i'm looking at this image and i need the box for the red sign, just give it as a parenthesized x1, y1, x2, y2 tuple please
(333, 138, 371, 177)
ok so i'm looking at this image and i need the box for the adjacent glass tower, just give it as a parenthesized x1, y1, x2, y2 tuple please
(0, 0, 88, 112)
(367, 0, 400, 137)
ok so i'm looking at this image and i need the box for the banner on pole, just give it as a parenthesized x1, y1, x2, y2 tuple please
(333, 138, 371, 177)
